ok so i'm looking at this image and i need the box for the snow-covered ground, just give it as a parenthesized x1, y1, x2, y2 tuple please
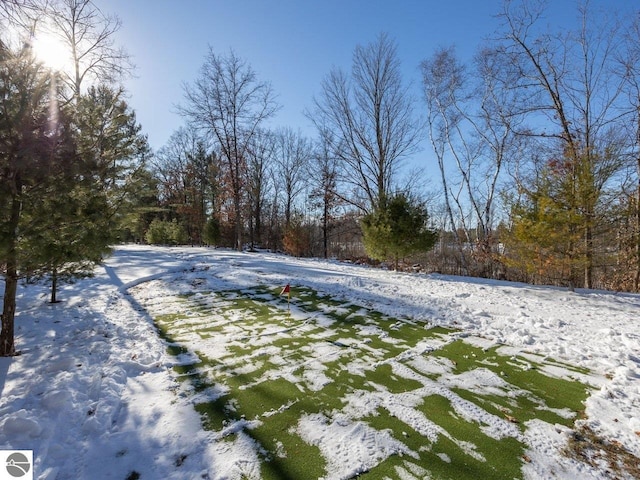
(0, 244, 638, 479)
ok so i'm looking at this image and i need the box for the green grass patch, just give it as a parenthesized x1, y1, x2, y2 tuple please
(433, 340, 590, 427)
(137, 283, 595, 480)
(417, 394, 524, 480)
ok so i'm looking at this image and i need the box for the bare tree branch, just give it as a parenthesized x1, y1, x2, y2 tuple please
(179, 48, 279, 250)
(309, 33, 421, 213)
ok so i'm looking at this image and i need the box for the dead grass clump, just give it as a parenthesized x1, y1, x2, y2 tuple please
(564, 424, 640, 479)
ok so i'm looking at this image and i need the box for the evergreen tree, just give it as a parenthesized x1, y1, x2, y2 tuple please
(28, 84, 149, 303)
(361, 193, 438, 269)
(504, 155, 592, 288)
(75, 85, 149, 198)
(0, 42, 77, 354)
(21, 171, 113, 303)
(506, 193, 583, 288)
(0, 6, 146, 354)
(116, 167, 162, 243)
(203, 216, 221, 246)
(145, 219, 187, 245)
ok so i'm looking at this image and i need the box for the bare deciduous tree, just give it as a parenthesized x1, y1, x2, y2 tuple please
(421, 45, 522, 276)
(180, 48, 279, 251)
(47, 0, 133, 98)
(495, 0, 633, 288)
(619, 13, 640, 291)
(153, 127, 219, 244)
(0, 0, 48, 34)
(153, 128, 201, 205)
(274, 127, 312, 228)
(309, 127, 342, 259)
(310, 33, 420, 213)
(246, 129, 276, 249)
(1, 0, 132, 99)
(421, 47, 468, 268)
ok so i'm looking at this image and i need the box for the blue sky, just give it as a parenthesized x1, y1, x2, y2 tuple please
(98, 0, 631, 167)
(98, 0, 502, 153)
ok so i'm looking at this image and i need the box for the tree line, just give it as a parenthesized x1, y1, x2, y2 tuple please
(146, 38, 438, 265)
(149, 1, 640, 294)
(1, 1, 639, 355)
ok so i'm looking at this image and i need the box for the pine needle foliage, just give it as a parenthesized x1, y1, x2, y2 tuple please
(361, 193, 438, 269)
(504, 155, 595, 288)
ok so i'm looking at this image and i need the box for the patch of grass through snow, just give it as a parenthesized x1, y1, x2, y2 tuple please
(141, 284, 595, 480)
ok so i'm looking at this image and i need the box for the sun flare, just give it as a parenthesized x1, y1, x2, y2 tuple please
(31, 31, 72, 73)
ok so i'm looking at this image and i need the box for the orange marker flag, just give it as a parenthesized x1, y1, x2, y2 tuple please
(280, 283, 291, 309)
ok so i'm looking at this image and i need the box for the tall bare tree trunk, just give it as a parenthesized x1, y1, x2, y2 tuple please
(50, 267, 58, 304)
(585, 218, 594, 289)
(1, 188, 22, 357)
(234, 194, 242, 251)
(322, 201, 329, 259)
(1, 268, 18, 357)
(310, 33, 420, 213)
(635, 155, 640, 292)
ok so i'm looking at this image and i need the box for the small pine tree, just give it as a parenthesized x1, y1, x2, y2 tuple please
(145, 219, 188, 245)
(167, 219, 188, 245)
(203, 216, 221, 246)
(504, 162, 586, 288)
(21, 182, 113, 303)
(145, 219, 166, 245)
(361, 193, 438, 269)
